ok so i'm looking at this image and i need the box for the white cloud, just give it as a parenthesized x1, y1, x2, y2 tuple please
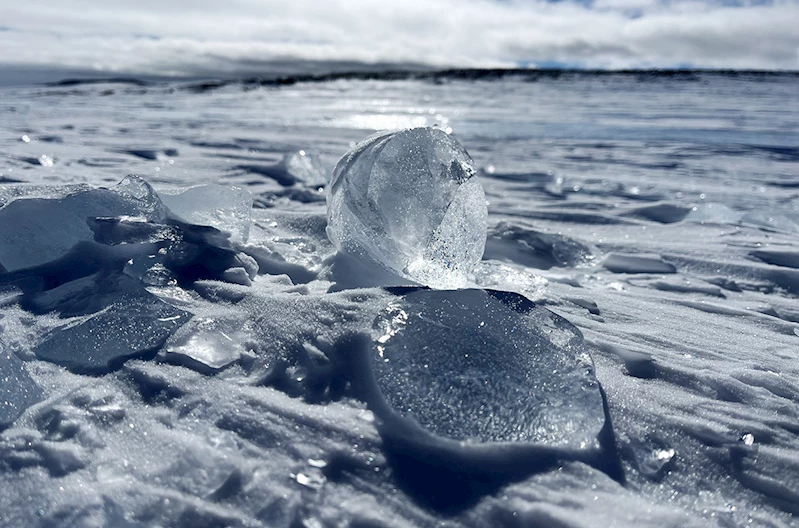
(0, 0, 797, 80)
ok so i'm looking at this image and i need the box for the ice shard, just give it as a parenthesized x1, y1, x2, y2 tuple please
(0, 176, 164, 272)
(365, 288, 606, 454)
(33, 288, 191, 373)
(326, 128, 487, 289)
(161, 316, 247, 374)
(159, 184, 252, 243)
(279, 150, 328, 188)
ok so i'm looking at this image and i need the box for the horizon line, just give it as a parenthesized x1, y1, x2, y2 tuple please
(29, 66, 799, 90)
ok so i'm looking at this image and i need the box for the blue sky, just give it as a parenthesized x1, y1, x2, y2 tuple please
(0, 0, 797, 81)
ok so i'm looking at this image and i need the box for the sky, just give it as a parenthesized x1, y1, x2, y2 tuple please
(0, 0, 797, 82)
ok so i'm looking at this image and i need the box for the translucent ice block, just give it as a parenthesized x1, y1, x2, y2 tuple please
(159, 185, 252, 243)
(33, 288, 191, 373)
(367, 288, 606, 450)
(0, 179, 163, 272)
(326, 128, 487, 289)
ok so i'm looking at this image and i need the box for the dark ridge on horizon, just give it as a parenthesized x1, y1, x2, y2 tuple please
(50, 77, 153, 87)
(47, 67, 799, 91)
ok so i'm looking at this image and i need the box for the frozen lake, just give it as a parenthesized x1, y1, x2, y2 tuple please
(1, 71, 798, 527)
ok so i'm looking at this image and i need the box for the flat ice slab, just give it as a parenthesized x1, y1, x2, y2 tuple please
(33, 288, 191, 373)
(365, 288, 606, 455)
(0, 187, 158, 272)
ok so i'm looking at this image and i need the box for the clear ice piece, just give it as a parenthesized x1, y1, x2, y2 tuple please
(33, 289, 191, 373)
(368, 289, 606, 449)
(162, 317, 246, 373)
(114, 175, 168, 222)
(326, 128, 487, 289)
(0, 345, 44, 428)
(0, 183, 164, 272)
(0, 183, 91, 208)
(159, 184, 252, 243)
(280, 150, 327, 188)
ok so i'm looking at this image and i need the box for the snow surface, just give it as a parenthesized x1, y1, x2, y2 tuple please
(0, 72, 798, 527)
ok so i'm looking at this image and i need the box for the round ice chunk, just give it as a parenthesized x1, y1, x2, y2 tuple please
(326, 128, 487, 289)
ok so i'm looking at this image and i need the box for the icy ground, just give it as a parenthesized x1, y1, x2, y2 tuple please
(1, 71, 799, 527)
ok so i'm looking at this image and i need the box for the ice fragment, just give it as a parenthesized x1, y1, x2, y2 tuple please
(241, 150, 327, 188)
(280, 150, 328, 188)
(33, 289, 191, 373)
(366, 289, 606, 450)
(0, 177, 164, 271)
(162, 317, 245, 374)
(0, 183, 91, 208)
(159, 184, 252, 243)
(326, 128, 487, 289)
(114, 175, 168, 222)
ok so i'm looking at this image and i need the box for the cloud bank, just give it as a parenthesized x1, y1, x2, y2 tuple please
(0, 0, 797, 81)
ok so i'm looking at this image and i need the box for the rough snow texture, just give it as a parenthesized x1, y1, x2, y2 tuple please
(327, 127, 488, 289)
(0, 346, 44, 429)
(0, 73, 798, 528)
